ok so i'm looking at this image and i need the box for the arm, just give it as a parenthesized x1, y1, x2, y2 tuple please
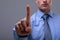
(13, 5, 32, 40)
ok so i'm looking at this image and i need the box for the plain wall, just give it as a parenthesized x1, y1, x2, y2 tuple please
(0, 0, 60, 40)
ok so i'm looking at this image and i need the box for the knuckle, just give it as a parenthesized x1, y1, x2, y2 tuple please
(15, 23, 19, 29)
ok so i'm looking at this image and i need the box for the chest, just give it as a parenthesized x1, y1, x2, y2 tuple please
(31, 17, 60, 40)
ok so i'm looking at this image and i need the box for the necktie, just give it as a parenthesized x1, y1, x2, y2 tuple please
(42, 14, 52, 40)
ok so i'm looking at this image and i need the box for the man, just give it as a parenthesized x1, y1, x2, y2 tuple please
(13, 0, 60, 40)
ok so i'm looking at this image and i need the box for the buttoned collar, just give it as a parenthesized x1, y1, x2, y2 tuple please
(36, 10, 54, 19)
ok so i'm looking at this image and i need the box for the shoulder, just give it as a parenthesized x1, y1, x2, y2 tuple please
(54, 13, 60, 18)
(53, 13, 60, 22)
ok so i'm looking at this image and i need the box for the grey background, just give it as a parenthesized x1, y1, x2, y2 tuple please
(0, 0, 60, 40)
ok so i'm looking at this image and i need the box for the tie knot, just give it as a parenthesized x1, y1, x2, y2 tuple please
(42, 14, 49, 20)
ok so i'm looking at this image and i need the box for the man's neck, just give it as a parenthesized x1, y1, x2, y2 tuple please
(39, 8, 50, 14)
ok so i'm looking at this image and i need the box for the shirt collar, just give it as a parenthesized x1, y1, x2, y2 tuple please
(36, 10, 54, 18)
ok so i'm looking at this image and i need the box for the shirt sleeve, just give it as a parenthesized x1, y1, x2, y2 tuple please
(12, 28, 28, 40)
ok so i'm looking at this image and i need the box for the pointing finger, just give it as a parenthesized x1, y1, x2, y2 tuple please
(26, 4, 30, 26)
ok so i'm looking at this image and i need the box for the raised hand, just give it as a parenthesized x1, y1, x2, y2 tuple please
(15, 4, 32, 36)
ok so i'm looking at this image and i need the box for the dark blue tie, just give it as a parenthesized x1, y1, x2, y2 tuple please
(42, 14, 52, 40)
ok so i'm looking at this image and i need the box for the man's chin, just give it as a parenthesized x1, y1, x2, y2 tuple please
(41, 7, 48, 10)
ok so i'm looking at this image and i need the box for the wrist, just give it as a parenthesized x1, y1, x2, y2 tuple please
(18, 35, 28, 38)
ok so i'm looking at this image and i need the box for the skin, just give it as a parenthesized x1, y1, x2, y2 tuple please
(35, 0, 51, 14)
(15, 5, 32, 36)
(15, 0, 52, 36)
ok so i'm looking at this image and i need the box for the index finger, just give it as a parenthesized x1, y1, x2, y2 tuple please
(26, 4, 30, 26)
